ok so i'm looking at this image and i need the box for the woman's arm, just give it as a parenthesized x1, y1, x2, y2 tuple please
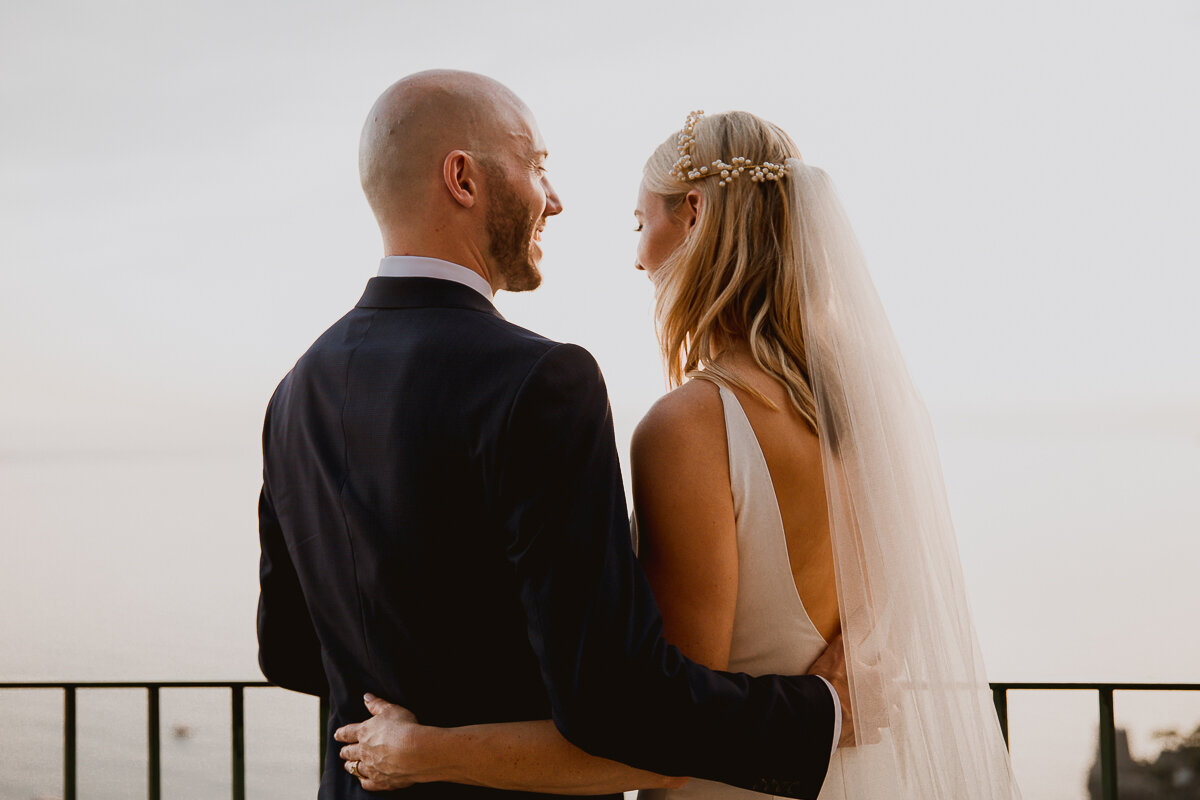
(335, 695, 686, 794)
(630, 380, 739, 671)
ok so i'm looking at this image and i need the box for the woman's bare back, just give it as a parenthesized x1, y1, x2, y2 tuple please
(718, 361, 840, 643)
(631, 351, 840, 669)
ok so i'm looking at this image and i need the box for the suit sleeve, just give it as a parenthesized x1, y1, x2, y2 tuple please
(256, 405, 328, 698)
(497, 344, 834, 799)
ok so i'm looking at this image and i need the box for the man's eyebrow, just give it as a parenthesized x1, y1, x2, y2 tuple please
(532, 149, 549, 159)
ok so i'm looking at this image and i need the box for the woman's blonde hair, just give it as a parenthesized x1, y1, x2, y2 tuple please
(644, 110, 818, 431)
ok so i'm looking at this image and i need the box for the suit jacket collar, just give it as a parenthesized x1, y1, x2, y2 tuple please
(356, 277, 503, 318)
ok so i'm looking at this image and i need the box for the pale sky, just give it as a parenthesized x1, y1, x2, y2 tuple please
(1, 3, 1198, 796)
(2, 0, 1197, 454)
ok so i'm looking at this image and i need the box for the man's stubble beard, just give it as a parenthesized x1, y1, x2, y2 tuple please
(483, 165, 542, 293)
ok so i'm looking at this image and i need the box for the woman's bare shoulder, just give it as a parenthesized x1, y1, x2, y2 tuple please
(631, 378, 726, 462)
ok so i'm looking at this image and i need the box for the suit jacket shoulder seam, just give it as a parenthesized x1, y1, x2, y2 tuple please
(335, 308, 382, 686)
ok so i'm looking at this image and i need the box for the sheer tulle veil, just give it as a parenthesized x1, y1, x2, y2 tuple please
(788, 159, 1021, 799)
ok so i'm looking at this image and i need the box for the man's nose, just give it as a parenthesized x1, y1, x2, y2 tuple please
(543, 178, 564, 217)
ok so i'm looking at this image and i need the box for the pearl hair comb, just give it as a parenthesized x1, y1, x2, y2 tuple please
(668, 110, 789, 187)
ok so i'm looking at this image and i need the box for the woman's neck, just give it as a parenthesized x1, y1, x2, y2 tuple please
(710, 336, 753, 367)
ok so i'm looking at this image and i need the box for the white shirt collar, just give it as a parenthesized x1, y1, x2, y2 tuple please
(377, 256, 494, 301)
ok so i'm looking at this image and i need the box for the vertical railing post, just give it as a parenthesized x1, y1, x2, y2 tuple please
(319, 695, 330, 775)
(63, 686, 77, 800)
(992, 685, 1009, 749)
(231, 685, 245, 800)
(147, 686, 161, 800)
(1098, 687, 1118, 800)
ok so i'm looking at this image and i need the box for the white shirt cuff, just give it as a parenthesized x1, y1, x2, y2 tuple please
(816, 675, 841, 756)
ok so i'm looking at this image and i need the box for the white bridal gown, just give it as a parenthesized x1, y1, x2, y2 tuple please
(639, 385, 854, 800)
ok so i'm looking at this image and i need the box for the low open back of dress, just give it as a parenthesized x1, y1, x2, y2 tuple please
(639, 385, 846, 800)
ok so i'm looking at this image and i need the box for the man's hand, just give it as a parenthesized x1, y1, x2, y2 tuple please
(808, 632, 855, 749)
(334, 694, 429, 791)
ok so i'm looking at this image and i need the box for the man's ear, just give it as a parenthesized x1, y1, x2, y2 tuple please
(443, 151, 477, 208)
(683, 189, 702, 229)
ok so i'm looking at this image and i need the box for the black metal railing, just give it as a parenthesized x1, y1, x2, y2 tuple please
(3, 680, 1199, 799)
(0, 681, 328, 800)
(989, 682, 1200, 800)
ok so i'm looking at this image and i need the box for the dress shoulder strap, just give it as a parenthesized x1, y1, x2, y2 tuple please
(717, 385, 777, 523)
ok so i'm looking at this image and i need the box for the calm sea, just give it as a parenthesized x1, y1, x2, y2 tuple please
(2, 412, 1198, 800)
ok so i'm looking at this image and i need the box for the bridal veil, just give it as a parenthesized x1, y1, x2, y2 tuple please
(789, 159, 1022, 799)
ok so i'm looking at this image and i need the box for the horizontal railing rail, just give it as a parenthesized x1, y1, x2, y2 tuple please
(3, 680, 1199, 800)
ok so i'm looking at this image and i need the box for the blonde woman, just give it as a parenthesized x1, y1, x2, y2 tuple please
(335, 111, 1021, 800)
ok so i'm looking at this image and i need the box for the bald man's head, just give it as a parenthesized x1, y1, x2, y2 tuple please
(357, 70, 563, 293)
(358, 70, 530, 221)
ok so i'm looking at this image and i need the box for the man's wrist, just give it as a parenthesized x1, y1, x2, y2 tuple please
(410, 723, 457, 784)
(815, 675, 842, 755)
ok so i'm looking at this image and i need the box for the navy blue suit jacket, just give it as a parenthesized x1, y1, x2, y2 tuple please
(257, 277, 835, 799)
